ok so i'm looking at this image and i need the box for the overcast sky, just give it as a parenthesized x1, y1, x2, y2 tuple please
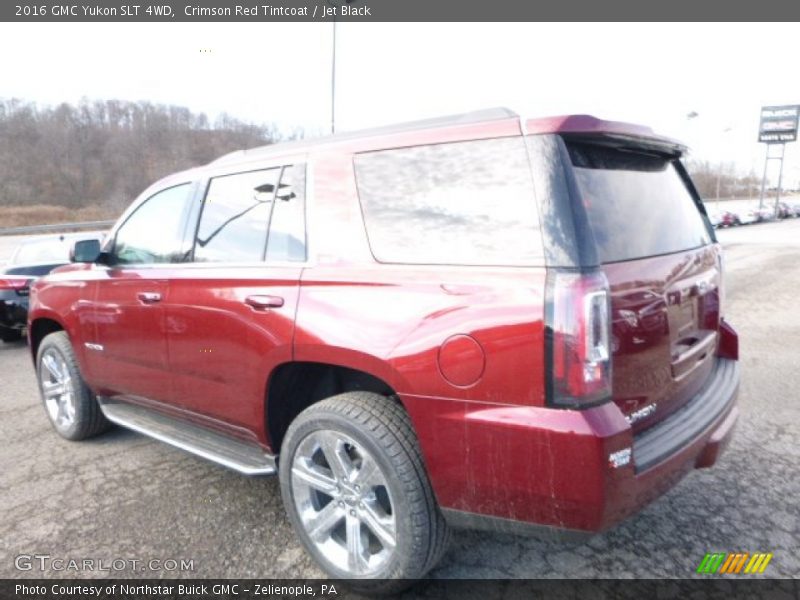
(2, 22, 799, 185)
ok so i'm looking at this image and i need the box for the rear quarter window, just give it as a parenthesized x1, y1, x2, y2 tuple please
(566, 141, 712, 263)
(354, 136, 543, 266)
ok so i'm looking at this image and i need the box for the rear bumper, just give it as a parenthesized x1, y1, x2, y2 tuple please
(403, 358, 739, 534)
(0, 293, 29, 334)
(632, 358, 738, 472)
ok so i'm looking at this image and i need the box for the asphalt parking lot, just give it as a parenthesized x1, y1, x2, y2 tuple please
(1, 219, 799, 580)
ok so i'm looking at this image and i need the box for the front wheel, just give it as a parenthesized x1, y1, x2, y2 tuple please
(279, 392, 449, 592)
(36, 331, 111, 440)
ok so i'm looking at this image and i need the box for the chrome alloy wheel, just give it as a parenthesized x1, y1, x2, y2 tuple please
(290, 430, 396, 576)
(39, 348, 76, 430)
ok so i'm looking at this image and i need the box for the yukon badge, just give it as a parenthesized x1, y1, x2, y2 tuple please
(626, 403, 657, 424)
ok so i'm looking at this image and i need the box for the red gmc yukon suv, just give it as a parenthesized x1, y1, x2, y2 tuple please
(28, 109, 740, 588)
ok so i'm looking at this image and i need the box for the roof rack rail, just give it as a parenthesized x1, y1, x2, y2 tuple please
(210, 107, 518, 165)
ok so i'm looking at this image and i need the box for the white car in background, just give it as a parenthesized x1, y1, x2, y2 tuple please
(738, 209, 759, 225)
(708, 211, 722, 228)
(754, 207, 776, 222)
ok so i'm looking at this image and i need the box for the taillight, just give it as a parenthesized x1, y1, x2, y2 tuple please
(546, 269, 612, 408)
(0, 278, 30, 291)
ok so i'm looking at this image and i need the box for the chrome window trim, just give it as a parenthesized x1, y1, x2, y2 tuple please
(101, 159, 314, 270)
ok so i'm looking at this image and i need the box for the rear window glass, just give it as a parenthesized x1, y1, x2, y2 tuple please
(354, 136, 542, 266)
(567, 142, 712, 263)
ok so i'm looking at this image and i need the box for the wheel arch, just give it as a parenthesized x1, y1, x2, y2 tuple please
(265, 360, 405, 454)
(29, 316, 66, 364)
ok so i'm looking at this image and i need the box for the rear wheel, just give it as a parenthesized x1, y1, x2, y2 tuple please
(279, 392, 449, 592)
(36, 331, 111, 440)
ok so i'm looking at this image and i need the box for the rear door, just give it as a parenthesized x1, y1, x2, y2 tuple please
(163, 161, 307, 436)
(564, 139, 720, 432)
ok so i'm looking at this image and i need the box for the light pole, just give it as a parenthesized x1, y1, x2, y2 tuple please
(331, 11, 337, 133)
(326, 0, 355, 134)
(326, 0, 338, 134)
(714, 127, 733, 213)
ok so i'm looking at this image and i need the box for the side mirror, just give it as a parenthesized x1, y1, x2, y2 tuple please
(70, 239, 102, 263)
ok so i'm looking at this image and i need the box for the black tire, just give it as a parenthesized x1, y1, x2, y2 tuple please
(1, 329, 23, 343)
(279, 392, 450, 593)
(36, 331, 111, 441)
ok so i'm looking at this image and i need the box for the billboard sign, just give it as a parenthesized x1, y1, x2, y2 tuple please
(758, 105, 800, 143)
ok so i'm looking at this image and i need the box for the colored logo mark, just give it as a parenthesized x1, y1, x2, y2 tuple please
(697, 552, 773, 574)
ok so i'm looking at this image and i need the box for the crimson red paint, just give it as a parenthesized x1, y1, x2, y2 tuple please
(28, 108, 739, 539)
(437, 334, 485, 387)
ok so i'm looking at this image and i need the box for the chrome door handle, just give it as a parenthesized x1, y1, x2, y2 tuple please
(137, 291, 162, 304)
(245, 295, 284, 310)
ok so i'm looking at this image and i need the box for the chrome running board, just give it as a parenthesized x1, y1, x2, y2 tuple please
(99, 399, 277, 476)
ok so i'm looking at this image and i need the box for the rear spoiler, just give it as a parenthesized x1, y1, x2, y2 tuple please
(559, 133, 686, 159)
(525, 115, 686, 158)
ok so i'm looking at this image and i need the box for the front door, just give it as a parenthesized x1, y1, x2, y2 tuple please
(86, 181, 198, 402)
(90, 269, 169, 400)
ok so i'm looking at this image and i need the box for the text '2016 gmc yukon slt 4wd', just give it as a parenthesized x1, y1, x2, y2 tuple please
(28, 109, 740, 589)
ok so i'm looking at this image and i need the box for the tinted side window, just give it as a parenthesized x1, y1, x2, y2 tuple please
(195, 168, 279, 262)
(354, 137, 542, 266)
(567, 142, 712, 263)
(266, 164, 307, 262)
(194, 165, 306, 263)
(113, 183, 194, 265)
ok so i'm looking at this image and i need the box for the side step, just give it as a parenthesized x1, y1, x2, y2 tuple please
(99, 399, 277, 476)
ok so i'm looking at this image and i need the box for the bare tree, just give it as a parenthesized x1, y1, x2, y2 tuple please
(0, 98, 293, 216)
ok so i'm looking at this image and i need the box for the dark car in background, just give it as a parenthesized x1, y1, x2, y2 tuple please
(1, 233, 102, 342)
(0, 274, 33, 342)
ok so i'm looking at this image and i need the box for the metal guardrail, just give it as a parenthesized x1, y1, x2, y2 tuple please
(0, 220, 115, 236)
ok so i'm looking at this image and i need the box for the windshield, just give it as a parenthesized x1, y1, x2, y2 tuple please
(11, 238, 72, 265)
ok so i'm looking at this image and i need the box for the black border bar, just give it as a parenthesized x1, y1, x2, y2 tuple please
(3, 0, 800, 22)
(3, 579, 799, 600)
